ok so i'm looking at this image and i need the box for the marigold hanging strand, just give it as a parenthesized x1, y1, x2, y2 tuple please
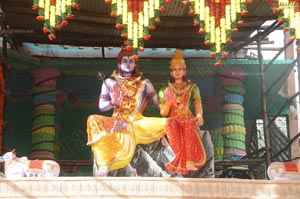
(32, 0, 78, 40)
(184, 0, 252, 66)
(266, 0, 300, 52)
(138, 0, 145, 51)
(106, 0, 170, 60)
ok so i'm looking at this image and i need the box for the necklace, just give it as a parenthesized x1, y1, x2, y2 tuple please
(168, 81, 192, 96)
(168, 81, 193, 106)
(112, 70, 142, 99)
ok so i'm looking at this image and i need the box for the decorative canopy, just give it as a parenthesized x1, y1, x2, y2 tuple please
(106, 0, 253, 65)
(29, 0, 300, 66)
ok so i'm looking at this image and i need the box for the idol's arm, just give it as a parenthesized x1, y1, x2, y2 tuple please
(194, 102, 204, 126)
(99, 79, 113, 112)
(158, 87, 170, 117)
(144, 79, 160, 110)
(192, 85, 204, 126)
(160, 102, 171, 116)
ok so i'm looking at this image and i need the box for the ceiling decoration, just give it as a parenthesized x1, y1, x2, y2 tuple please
(32, 0, 79, 40)
(266, 0, 300, 52)
(107, 0, 254, 65)
(106, 0, 170, 60)
(183, 0, 253, 66)
(1, 0, 283, 61)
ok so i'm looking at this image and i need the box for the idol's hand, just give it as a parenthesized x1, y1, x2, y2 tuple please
(110, 84, 123, 106)
(164, 89, 176, 105)
(196, 114, 204, 126)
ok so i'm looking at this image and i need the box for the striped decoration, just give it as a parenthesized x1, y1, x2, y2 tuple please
(30, 68, 60, 160)
(219, 68, 247, 161)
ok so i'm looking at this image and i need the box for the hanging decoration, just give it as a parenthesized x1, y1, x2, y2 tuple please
(106, 0, 170, 60)
(184, 0, 252, 66)
(266, 0, 300, 52)
(32, 0, 79, 40)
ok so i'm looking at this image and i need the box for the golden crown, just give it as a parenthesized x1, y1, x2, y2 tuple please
(169, 49, 186, 70)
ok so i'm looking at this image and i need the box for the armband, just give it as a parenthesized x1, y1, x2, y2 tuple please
(196, 114, 203, 118)
(100, 95, 110, 99)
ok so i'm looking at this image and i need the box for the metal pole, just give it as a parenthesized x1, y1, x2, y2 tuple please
(257, 32, 272, 167)
(297, 51, 300, 109)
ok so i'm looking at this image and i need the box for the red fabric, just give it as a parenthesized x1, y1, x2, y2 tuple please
(165, 118, 206, 175)
(283, 162, 299, 172)
(29, 160, 43, 169)
(163, 84, 206, 175)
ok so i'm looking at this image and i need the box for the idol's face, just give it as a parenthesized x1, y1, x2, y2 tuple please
(170, 64, 186, 80)
(118, 56, 136, 76)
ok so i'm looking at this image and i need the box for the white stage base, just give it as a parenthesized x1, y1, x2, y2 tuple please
(0, 177, 300, 199)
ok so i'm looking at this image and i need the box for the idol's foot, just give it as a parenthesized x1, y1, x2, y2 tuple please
(94, 166, 110, 177)
(186, 163, 198, 171)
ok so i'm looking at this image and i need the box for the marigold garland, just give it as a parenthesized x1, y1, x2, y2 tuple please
(266, 0, 300, 52)
(185, 0, 253, 66)
(107, 0, 170, 60)
(30, 0, 300, 64)
(32, 0, 79, 40)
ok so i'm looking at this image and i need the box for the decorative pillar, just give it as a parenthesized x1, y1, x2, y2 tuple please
(219, 69, 247, 162)
(30, 68, 60, 160)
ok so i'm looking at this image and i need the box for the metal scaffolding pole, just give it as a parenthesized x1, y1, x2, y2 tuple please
(257, 32, 272, 167)
(297, 50, 300, 131)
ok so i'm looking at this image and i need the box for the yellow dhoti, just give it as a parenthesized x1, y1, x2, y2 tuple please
(87, 114, 166, 170)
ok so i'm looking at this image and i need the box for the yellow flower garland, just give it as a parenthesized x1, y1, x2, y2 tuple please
(184, 0, 253, 66)
(107, 0, 168, 59)
(269, 0, 300, 51)
(32, 0, 78, 40)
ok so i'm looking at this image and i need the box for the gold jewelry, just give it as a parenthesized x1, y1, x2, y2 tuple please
(169, 49, 186, 70)
(100, 94, 110, 99)
(173, 81, 186, 89)
(112, 70, 141, 97)
(196, 113, 203, 118)
(168, 81, 192, 96)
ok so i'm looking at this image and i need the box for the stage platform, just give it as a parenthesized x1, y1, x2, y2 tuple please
(0, 177, 299, 199)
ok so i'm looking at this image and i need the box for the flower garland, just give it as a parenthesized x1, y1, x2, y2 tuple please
(266, 0, 300, 52)
(184, 0, 252, 66)
(32, 0, 79, 40)
(106, 0, 170, 60)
